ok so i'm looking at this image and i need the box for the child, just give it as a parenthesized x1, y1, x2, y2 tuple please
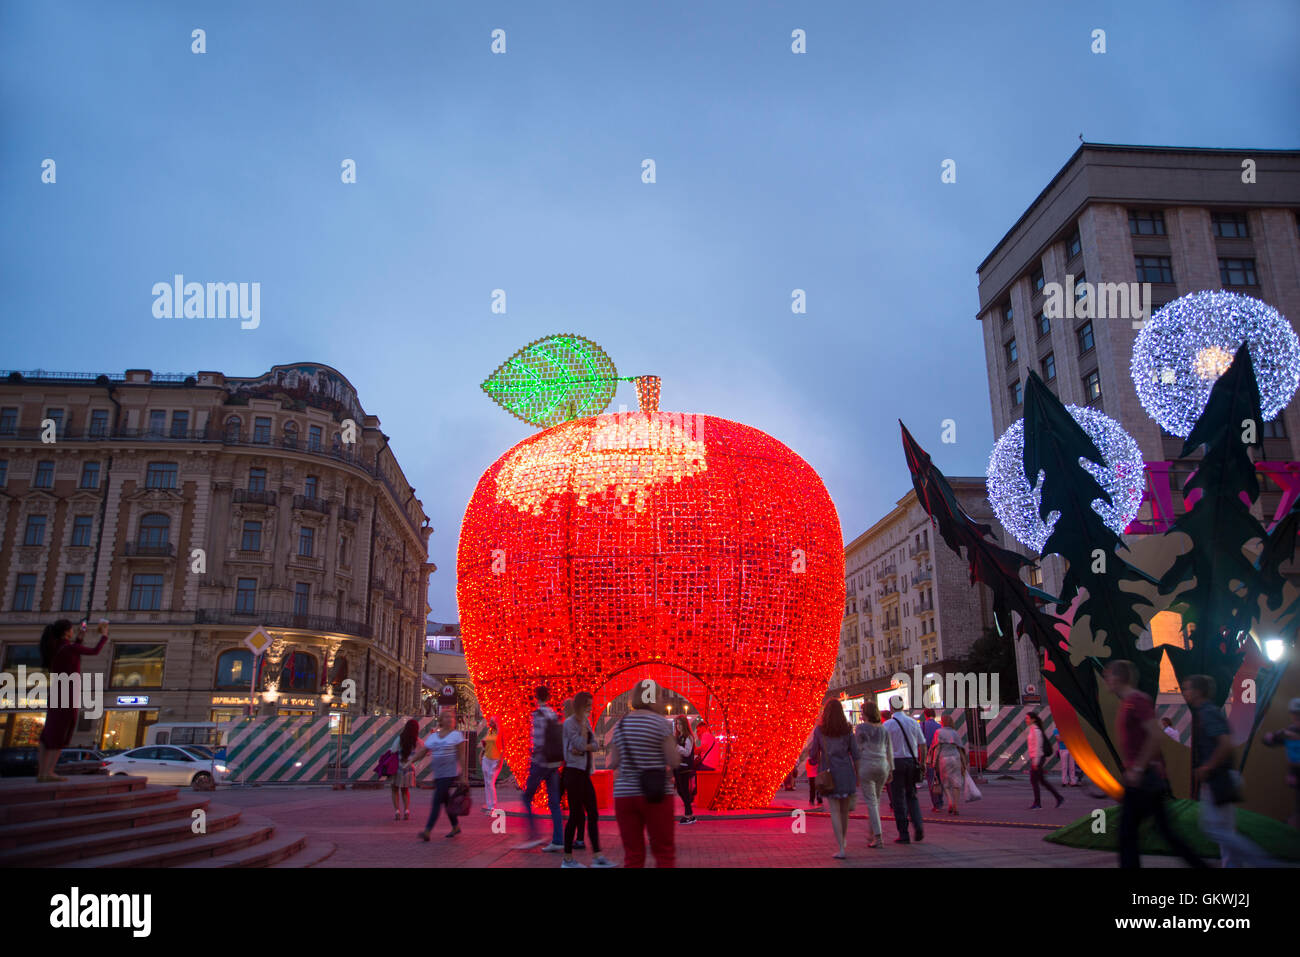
(1261, 697, 1300, 829)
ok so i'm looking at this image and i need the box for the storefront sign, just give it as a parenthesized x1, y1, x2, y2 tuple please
(212, 696, 250, 706)
(115, 695, 150, 706)
(283, 696, 317, 707)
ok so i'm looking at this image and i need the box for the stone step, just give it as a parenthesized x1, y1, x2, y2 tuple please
(271, 839, 336, 868)
(176, 827, 307, 868)
(0, 793, 211, 849)
(0, 774, 148, 806)
(0, 804, 241, 867)
(60, 815, 277, 869)
(0, 784, 180, 826)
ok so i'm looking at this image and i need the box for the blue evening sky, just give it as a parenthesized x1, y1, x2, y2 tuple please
(2, 0, 1297, 620)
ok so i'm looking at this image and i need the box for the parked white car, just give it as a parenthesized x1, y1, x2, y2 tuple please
(104, 745, 232, 789)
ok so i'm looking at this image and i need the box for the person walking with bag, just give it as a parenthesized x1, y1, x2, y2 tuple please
(561, 692, 614, 868)
(929, 714, 968, 815)
(477, 715, 503, 815)
(1183, 675, 1275, 867)
(811, 699, 860, 859)
(854, 701, 893, 848)
(609, 680, 680, 867)
(883, 696, 926, 844)
(519, 686, 565, 852)
(390, 719, 419, 820)
(674, 715, 698, 825)
(1025, 713, 1064, 810)
(414, 710, 465, 841)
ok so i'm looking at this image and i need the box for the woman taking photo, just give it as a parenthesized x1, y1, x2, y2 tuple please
(673, 715, 698, 825)
(809, 698, 860, 859)
(390, 719, 419, 820)
(37, 619, 109, 782)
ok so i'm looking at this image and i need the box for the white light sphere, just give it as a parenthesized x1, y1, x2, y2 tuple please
(1131, 290, 1300, 437)
(987, 406, 1145, 554)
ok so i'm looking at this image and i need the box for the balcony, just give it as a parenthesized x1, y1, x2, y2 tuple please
(338, 505, 362, 523)
(123, 541, 175, 558)
(879, 564, 897, 581)
(195, 607, 373, 639)
(908, 542, 930, 559)
(233, 488, 277, 506)
(293, 494, 332, 514)
(912, 569, 933, 587)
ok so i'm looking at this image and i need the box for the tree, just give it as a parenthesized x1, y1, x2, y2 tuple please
(960, 627, 1018, 705)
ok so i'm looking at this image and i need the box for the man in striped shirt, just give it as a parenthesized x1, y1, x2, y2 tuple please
(519, 686, 564, 851)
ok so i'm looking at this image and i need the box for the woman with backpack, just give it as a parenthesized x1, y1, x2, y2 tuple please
(810, 698, 860, 859)
(561, 692, 614, 868)
(390, 718, 419, 820)
(414, 709, 466, 840)
(609, 680, 681, 867)
(673, 715, 698, 825)
(1025, 713, 1064, 810)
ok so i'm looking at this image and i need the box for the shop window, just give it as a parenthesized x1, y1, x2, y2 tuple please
(109, 644, 166, 689)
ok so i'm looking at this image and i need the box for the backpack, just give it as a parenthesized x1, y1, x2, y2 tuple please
(1040, 728, 1054, 759)
(539, 709, 564, 763)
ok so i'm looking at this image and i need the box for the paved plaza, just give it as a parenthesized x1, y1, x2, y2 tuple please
(213, 774, 1190, 868)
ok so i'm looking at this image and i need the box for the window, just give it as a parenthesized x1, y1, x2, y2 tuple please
(1005, 339, 1018, 364)
(215, 649, 254, 690)
(45, 409, 64, 436)
(2, 643, 42, 675)
(305, 475, 318, 499)
(34, 461, 55, 488)
(279, 651, 318, 692)
(1042, 353, 1057, 381)
(145, 462, 178, 489)
(61, 574, 84, 612)
(0, 460, 7, 486)
(138, 513, 171, 548)
(236, 578, 258, 614)
(1001, 301, 1013, 324)
(1009, 380, 1023, 407)
(128, 574, 164, 611)
(0, 408, 17, 435)
(90, 409, 110, 438)
(339, 535, 350, 565)
(71, 515, 93, 547)
(23, 515, 47, 546)
(1135, 255, 1174, 284)
(109, 644, 165, 688)
(299, 526, 315, 557)
(253, 417, 272, 444)
(170, 411, 189, 438)
(308, 425, 323, 451)
(1074, 272, 1088, 301)
(1065, 228, 1082, 260)
(1219, 257, 1257, 287)
(1031, 266, 1044, 293)
(247, 468, 266, 493)
(224, 416, 242, 442)
(1128, 209, 1166, 236)
(80, 461, 100, 489)
(1077, 321, 1095, 354)
(1212, 211, 1249, 238)
(1263, 417, 1288, 439)
(240, 520, 262, 551)
(1037, 310, 1051, 337)
(13, 574, 36, 611)
(294, 582, 310, 616)
(148, 410, 166, 436)
(1083, 370, 1102, 404)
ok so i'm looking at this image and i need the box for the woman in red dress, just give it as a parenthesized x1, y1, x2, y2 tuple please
(37, 618, 109, 782)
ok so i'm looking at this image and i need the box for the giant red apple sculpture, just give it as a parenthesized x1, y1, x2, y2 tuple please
(457, 336, 844, 809)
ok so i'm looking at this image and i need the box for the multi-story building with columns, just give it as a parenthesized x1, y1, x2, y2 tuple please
(975, 143, 1300, 694)
(0, 363, 433, 750)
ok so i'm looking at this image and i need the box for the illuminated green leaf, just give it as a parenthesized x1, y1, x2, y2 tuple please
(481, 334, 620, 428)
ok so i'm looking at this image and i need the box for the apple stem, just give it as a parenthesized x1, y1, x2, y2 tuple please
(635, 376, 661, 413)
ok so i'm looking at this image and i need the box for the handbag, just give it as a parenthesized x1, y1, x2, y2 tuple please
(963, 769, 982, 801)
(449, 737, 472, 815)
(376, 750, 398, 777)
(618, 718, 667, 803)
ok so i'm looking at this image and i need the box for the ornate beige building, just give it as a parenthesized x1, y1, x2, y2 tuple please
(0, 364, 432, 749)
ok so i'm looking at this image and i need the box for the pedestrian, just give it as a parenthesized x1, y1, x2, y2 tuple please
(477, 715, 503, 814)
(921, 708, 943, 812)
(854, 700, 893, 848)
(561, 692, 614, 868)
(883, 695, 926, 844)
(37, 619, 109, 782)
(1261, 697, 1300, 828)
(1054, 726, 1079, 787)
(1102, 659, 1207, 869)
(802, 722, 824, 810)
(1025, 713, 1065, 809)
(414, 710, 465, 841)
(929, 714, 968, 815)
(1183, 675, 1275, 866)
(811, 699, 861, 859)
(609, 679, 679, 868)
(557, 697, 586, 848)
(519, 685, 565, 852)
(1160, 717, 1181, 742)
(390, 718, 418, 820)
(673, 715, 699, 824)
